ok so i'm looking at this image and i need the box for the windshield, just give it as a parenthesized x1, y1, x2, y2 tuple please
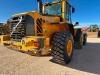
(44, 3, 62, 16)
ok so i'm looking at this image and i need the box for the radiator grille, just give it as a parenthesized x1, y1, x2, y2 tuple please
(9, 16, 26, 41)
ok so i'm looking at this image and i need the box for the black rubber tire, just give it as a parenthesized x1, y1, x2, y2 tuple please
(83, 33, 87, 45)
(74, 29, 83, 49)
(98, 31, 100, 37)
(51, 31, 74, 65)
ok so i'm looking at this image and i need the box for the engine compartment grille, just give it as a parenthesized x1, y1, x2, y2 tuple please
(9, 16, 26, 41)
(8, 15, 34, 41)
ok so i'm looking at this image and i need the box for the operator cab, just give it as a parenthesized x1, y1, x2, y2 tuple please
(42, 1, 75, 23)
(43, 2, 62, 16)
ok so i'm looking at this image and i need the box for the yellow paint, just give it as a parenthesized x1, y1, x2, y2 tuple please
(10, 36, 49, 52)
(45, 38, 50, 48)
(67, 40, 73, 56)
(0, 35, 10, 45)
(9, 0, 72, 55)
(62, 0, 66, 19)
(21, 37, 38, 51)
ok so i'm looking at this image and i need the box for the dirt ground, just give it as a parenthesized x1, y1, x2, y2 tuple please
(0, 38, 100, 75)
(87, 32, 98, 38)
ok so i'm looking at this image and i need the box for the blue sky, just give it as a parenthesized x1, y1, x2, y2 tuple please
(0, 0, 100, 26)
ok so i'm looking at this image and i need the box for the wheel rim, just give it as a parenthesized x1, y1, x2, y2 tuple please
(67, 40, 73, 56)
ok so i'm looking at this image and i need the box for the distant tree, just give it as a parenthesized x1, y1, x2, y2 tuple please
(89, 24, 99, 32)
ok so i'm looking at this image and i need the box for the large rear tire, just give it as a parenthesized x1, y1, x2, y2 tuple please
(51, 31, 74, 65)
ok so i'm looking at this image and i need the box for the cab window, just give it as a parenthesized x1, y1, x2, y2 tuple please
(44, 3, 62, 16)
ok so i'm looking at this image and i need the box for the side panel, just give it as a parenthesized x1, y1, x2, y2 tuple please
(42, 23, 69, 37)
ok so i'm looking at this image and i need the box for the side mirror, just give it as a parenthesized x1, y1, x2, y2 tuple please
(72, 7, 75, 13)
(74, 22, 79, 26)
(37, 0, 40, 2)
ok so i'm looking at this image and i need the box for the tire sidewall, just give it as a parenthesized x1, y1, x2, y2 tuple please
(63, 32, 74, 62)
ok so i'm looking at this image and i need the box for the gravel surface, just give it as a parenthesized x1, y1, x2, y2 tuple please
(0, 38, 100, 75)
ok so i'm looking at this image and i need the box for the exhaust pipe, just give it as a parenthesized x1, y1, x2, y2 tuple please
(37, 0, 42, 14)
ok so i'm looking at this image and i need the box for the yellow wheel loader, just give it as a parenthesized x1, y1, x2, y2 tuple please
(0, 23, 10, 45)
(6, 0, 87, 64)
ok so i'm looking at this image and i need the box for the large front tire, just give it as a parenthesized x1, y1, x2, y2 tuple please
(83, 33, 87, 45)
(74, 29, 83, 49)
(98, 31, 100, 37)
(51, 31, 74, 65)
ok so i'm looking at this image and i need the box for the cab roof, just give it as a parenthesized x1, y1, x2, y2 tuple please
(12, 11, 36, 17)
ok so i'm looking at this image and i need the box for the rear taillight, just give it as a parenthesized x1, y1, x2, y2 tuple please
(33, 42, 39, 47)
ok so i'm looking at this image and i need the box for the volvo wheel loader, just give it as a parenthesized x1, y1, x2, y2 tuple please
(6, 0, 87, 64)
(0, 23, 10, 45)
